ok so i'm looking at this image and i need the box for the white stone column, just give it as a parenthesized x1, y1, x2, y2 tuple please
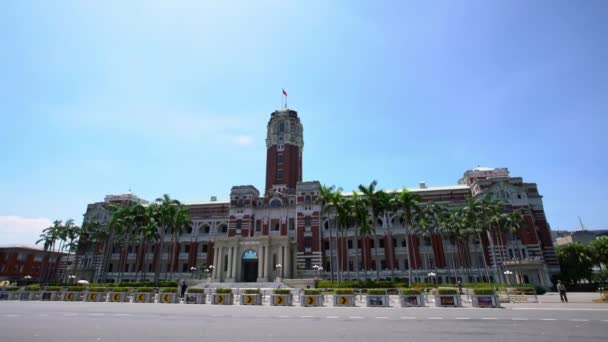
(231, 246, 238, 279)
(217, 246, 224, 281)
(257, 246, 264, 281)
(284, 244, 291, 279)
(279, 246, 285, 278)
(263, 244, 269, 280)
(212, 247, 218, 279)
(227, 246, 233, 280)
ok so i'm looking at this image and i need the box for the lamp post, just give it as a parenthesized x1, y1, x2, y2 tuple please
(206, 265, 214, 283)
(68, 274, 76, 285)
(312, 265, 324, 280)
(503, 270, 513, 286)
(427, 272, 437, 287)
(24, 275, 32, 286)
(190, 267, 196, 279)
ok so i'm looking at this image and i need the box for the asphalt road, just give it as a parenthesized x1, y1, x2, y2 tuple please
(1, 301, 607, 342)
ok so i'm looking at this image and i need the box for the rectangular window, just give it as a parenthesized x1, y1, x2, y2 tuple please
(304, 258, 312, 270)
(521, 248, 527, 259)
(358, 240, 362, 249)
(17, 253, 28, 261)
(393, 239, 398, 248)
(304, 216, 311, 227)
(256, 220, 262, 231)
(401, 239, 407, 247)
(34, 255, 43, 262)
(202, 244, 208, 253)
(184, 245, 190, 253)
(289, 218, 295, 230)
(370, 240, 375, 248)
(109, 263, 113, 272)
(182, 263, 188, 272)
(349, 261, 354, 271)
(348, 240, 353, 249)
(379, 239, 384, 248)
(224, 255, 228, 272)
(304, 236, 313, 249)
(277, 170, 284, 181)
(325, 241, 330, 250)
(380, 260, 386, 270)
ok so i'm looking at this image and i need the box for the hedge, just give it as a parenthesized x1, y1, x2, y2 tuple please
(88, 287, 107, 292)
(6, 286, 20, 291)
(334, 288, 354, 295)
(215, 288, 232, 294)
(437, 287, 458, 295)
(304, 289, 321, 295)
(318, 280, 409, 289)
(25, 285, 41, 291)
(46, 286, 62, 291)
(400, 288, 422, 295)
(367, 289, 387, 295)
(187, 288, 206, 294)
(273, 289, 291, 294)
(242, 289, 260, 294)
(111, 287, 129, 293)
(136, 287, 156, 293)
(161, 287, 177, 293)
(67, 286, 85, 292)
(473, 288, 496, 295)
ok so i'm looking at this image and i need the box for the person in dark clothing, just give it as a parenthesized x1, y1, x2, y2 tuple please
(557, 280, 568, 303)
(180, 281, 188, 299)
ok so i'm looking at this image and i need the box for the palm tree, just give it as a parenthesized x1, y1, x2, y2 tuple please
(353, 191, 372, 281)
(395, 188, 422, 286)
(168, 202, 192, 280)
(358, 180, 384, 281)
(441, 208, 469, 282)
(463, 197, 491, 282)
(495, 209, 524, 280)
(36, 228, 55, 284)
(334, 193, 355, 282)
(376, 191, 398, 281)
(317, 185, 337, 282)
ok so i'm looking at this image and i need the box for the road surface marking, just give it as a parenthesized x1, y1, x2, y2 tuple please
(513, 308, 608, 311)
(39, 314, 49, 317)
(482, 317, 497, 320)
(602, 320, 608, 322)
(326, 316, 339, 319)
(428, 317, 443, 320)
(456, 317, 470, 320)
(512, 318, 528, 321)
(89, 313, 105, 316)
(376, 317, 389, 319)
(300, 316, 314, 318)
(400, 317, 416, 320)
(64, 313, 77, 316)
(349, 316, 364, 319)
(569, 319, 589, 322)
(540, 318, 557, 321)
(5, 314, 20, 317)
(278, 315, 289, 318)
(115, 314, 130, 316)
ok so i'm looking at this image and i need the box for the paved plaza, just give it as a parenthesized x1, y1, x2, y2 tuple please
(1, 298, 607, 342)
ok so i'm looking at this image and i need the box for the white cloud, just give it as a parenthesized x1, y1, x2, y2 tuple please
(236, 135, 253, 145)
(0, 216, 52, 246)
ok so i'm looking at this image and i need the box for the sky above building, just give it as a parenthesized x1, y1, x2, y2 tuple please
(1, 0, 606, 245)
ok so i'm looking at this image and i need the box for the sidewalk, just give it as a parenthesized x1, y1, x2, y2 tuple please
(536, 292, 604, 304)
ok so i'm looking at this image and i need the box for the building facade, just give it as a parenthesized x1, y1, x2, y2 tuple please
(82, 108, 559, 286)
(0, 245, 64, 282)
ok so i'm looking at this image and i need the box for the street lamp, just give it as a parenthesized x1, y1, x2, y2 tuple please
(68, 274, 76, 284)
(190, 267, 196, 279)
(427, 272, 437, 287)
(503, 270, 513, 285)
(275, 264, 282, 282)
(312, 265, 324, 280)
(206, 265, 214, 282)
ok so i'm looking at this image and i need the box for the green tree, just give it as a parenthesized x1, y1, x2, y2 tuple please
(462, 197, 491, 282)
(358, 180, 384, 281)
(353, 191, 373, 281)
(589, 236, 608, 272)
(316, 185, 337, 282)
(395, 188, 422, 286)
(556, 243, 594, 284)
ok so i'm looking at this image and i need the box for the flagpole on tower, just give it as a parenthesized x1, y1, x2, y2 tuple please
(282, 88, 288, 109)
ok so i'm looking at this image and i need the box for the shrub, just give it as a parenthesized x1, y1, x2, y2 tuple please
(304, 289, 321, 295)
(400, 288, 422, 295)
(25, 285, 41, 291)
(111, 287, 129, 293)
(215, 288, 232, 294)
(161, 287, 177, 293)
(137, 287, 156, 293)
(437, 287, 458, 295)
(159, 281, 178, 288)
(7, 286, 20, 291)
(534, 286, 547, 295)
(412, 283, 434, 289)
(242, 289, 260, 294)
(187, 288, 206, 294)
(473, 288, 496, 295)
(318, 280, 409, 289)
(67, 286, 85, 292)
(88, 287, 106, 292)
(46, 286, 62, 291)
(367, 289, 386, 295)
(334, 288, 354, 295)
(507, 287, 535, 295)
(273, 289, 290, 294)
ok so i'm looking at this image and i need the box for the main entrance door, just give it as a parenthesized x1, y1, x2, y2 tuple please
(241, 250, 258, 282)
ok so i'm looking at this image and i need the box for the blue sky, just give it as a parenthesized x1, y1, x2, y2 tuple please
(1, 0, 606, 245)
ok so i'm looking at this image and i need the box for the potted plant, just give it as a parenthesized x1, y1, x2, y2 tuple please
(41, 286, 63, 301)
(333, 288, 356, 307)
(366, 289, 389, 307)
(271, 289, 292, 306)
(471, 288, 499, 308)
(211, 288, 233, 305)
(134, 287, 156, 303)
(84, 287, 107, 302)
(22, 285, 41, 301)
(159, 287, 179, 304)
(109, 287, 129, 302)
(240, 288, 262, 305)
(185, 288, 206, 304)
(399, 288, 424, 307)
(301, 289, 323, 307)
(434, 287, 461, 307)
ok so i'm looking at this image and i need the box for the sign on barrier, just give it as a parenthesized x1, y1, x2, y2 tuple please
(306, 296, 316, 305)
(338, 296, 349, 305)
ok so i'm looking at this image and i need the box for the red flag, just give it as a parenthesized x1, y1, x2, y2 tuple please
(282, 89, 287, 96)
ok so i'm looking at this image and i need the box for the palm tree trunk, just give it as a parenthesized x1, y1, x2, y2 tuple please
(374, 237, 380, 281)
(154, 229, 165, 286)
(405, 224, 413, 287)
(478, 232, 491, 283)
(328, 218, 334, 283)
(355, 226, 360, 281)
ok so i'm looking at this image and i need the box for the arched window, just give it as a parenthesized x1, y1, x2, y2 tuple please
(186, 226, 193, 234)
(279, 122, 285, 132)
(270, 199, 282, 208)
(304, 195, 312, 204)
(219, 224, 228, 233)
(236, 219, 242, 230)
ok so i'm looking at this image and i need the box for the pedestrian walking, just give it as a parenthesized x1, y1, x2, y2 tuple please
(180, 280, 188, 299)
(557, 280, 568, 303)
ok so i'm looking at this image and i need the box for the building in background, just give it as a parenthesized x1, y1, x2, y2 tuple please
(81, 107, 559, 287)
(0, 245, 65, 283)
(555, 229, 608, 246)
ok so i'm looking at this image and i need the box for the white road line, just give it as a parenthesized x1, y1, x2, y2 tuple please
(512, 318, 528, 321)
(326, 316, 339, 319)
(300, 316, 314, 318)
(278, 315, 289, 318)
(482, 317, 497, 320)
(513, 308, 608, 311)
(349, 316, 364, 319)
(569, 319, 589, 322)
(64, 313, 77, 316)
(89, 313, 105, 316)
(602, 320, 608, 322)
(428, 317, 443, 320)
(5, 314, 20, 317)
(540, 318, 557, 321)
(400, 317, 416, 320)
(115, 314, 130, 316)
(455, 317, 470, 320)
(39, 314, 49, 317)
(376, 317, 389, 319)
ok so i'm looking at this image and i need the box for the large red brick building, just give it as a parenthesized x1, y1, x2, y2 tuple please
(0, 245, 64, 282)
(82, 107, 559, 287)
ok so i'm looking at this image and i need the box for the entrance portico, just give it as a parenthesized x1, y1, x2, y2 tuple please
(211, 236, 293, 283)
